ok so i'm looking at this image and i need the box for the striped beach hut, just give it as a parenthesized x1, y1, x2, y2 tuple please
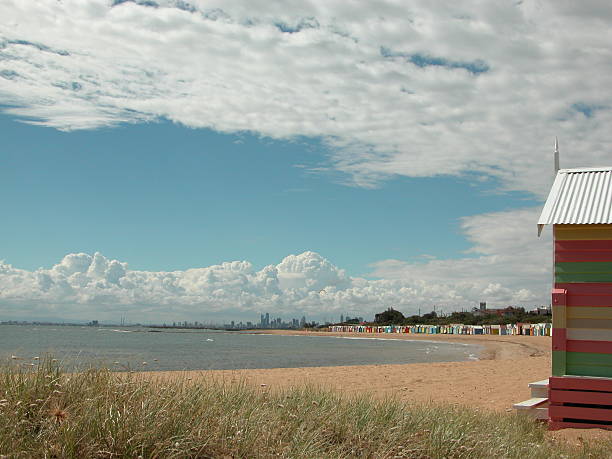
(538, 157, 612, 429)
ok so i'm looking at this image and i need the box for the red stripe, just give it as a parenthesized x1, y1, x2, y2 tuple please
(566, 340, 612, 354)
(550, 389, 612, 405)
(552, 328, 567, 351)
(556, 241, 612, 262)
(549, 405, 612, 422)
(556, 252, 612, 262)
(555, 284, 612, 306)
(567, 295, 612, 307)
(552, 289, 566, 306)
(556, 240, 612, 251)
(550, 376, 612, 392)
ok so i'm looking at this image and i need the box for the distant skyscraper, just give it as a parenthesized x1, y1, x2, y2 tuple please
(340, 314, 344, 323)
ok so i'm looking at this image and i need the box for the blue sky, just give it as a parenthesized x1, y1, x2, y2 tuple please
(0, 0, 610, 322)
(1, 114, 536, 276)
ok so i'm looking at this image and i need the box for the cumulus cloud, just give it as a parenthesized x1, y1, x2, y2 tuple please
(369, 207, 552, 307)
(0, 207, 552, 321)
(0, 0, 611, 196)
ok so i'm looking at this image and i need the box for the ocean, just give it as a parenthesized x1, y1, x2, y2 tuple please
(0, 325, 481, 371)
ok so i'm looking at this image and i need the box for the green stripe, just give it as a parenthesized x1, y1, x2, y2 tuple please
(565, 351, 612, 378)
(556, 262, 612, 273)
(555, 273, 612, 282)
(552, 350, 566, 376)
(555, 262, 612, 283)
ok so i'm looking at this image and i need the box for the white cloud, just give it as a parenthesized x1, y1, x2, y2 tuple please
(0, 0, 611, 196)
(0, 1, 594, 321)
(368, 207, 552, 308)
(0, 208, 552, 322)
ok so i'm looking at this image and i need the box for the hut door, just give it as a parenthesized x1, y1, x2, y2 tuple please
(552, 288, 567, 376)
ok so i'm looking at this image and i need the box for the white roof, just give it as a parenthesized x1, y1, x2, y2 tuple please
(538, 167, 612, 231)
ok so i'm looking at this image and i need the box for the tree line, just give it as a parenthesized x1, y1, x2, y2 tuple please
(367, 307, 551, 326)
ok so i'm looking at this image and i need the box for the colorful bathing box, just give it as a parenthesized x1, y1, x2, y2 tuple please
(328, 323, 551, 336)
(536, 165, 612, 429)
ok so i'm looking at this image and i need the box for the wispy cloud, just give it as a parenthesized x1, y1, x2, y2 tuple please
(0, 0, 610, 198)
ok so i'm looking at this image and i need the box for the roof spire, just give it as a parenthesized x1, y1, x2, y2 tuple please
(554, 137, 560, 174)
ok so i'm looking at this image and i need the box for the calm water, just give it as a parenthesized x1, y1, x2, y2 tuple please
(0, 325, 481, 371)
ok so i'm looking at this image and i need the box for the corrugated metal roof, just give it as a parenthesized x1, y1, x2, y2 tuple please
(538, 168, 612, 228)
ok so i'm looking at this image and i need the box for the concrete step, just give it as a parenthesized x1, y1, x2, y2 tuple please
(529, 379, 549, 398)
(513, 397, 548, 410)
(528, 379, 549, 389)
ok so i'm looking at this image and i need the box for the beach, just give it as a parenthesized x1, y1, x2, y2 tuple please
(143, 330, 612, 443)
(147, 330, 551, 411)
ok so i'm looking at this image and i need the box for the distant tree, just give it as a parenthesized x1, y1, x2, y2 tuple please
(374, 308, 405, 324)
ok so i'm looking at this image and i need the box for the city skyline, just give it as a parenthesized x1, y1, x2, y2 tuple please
(1, 1, 611, 322)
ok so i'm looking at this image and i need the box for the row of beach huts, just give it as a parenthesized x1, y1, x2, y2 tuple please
(327, 323, 552, 336)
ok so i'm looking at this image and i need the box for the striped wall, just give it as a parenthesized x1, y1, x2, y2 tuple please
(553, 224, 612, 378)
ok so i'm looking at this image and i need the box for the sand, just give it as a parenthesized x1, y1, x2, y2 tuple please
(142, 330, 612, 443)
(148, 330, 550, 410)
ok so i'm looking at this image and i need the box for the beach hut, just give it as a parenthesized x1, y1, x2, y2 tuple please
(537, 150, 612, 429)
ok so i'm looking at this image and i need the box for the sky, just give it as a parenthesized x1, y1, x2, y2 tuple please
(1, 0, 611, 323)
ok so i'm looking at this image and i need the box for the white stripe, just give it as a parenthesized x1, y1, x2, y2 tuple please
(567, 328, 612, 342)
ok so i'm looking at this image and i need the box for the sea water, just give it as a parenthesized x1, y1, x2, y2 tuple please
(0, 325, 481, 371)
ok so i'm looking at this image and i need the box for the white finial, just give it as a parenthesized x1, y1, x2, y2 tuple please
(554, 137, 560, 174)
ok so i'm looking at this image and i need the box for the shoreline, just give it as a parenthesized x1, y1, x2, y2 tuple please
(142, 331, 552, 412)
(244, 329, 550, 361)
(133, 331, 612, 442)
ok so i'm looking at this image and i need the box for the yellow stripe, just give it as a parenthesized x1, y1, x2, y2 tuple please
(567, 328, 612, 341)
(567, 307, 612, 320)
(553, 305, 566, 328)
(567, 318, 612, 330)
(556, 224, 612, 240)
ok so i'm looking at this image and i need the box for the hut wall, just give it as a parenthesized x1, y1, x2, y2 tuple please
(553, 224, 612, 378)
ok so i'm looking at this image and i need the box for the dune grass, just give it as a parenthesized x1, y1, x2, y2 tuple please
(1, 359, 610, 458)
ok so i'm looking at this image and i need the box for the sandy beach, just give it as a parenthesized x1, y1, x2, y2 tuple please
(140, 330, 612, 443)
(148, 330, 551, 411)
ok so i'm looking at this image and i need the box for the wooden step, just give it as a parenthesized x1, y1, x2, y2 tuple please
(528, 379, 549, 398)
(513, 397, 548, 410)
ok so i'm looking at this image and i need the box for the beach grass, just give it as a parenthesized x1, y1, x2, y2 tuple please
(1, 359, 610, 458)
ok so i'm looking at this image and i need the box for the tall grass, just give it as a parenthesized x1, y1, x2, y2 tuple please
(0, 358, 610, 458)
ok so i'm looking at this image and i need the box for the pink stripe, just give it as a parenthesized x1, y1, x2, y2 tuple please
(566, 339, 612, 354)
(552, 328, 567, 351)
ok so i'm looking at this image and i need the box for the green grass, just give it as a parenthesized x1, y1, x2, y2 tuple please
(0, 359, 610, 458)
